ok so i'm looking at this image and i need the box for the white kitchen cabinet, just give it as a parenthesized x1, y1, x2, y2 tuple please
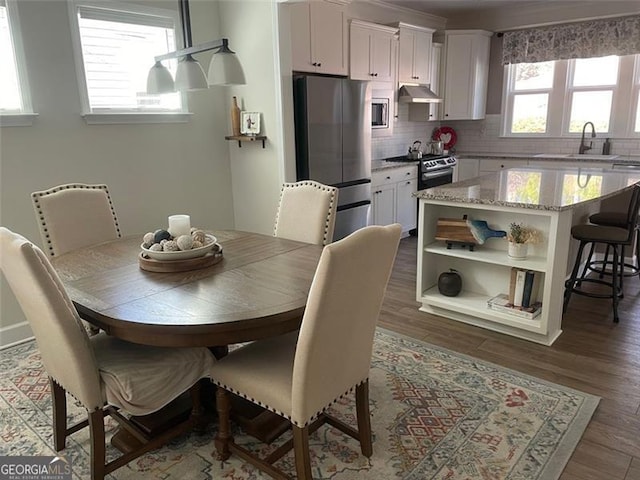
(396, 177, 418, 230)
(372, 166, 418, 233)
(349, 20, 398, 83)
(290, 1, 347, 75)
(397, 23, 434, 84)
(440, 30, 492, 120)
(408, 42, 442, 122)
(372, 183, 396, 226)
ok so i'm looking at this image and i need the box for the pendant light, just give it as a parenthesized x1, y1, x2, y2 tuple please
(146, 0, 245, 94)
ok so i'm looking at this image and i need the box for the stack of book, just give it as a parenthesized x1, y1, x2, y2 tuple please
(486, 268, 542, 319)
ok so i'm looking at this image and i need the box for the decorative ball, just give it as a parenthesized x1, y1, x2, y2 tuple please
(192, 240, 203, 249)
(149, 243, 163, 252)
(163, 240, 179, 252)
(438, 269, 462, 297)
(154, 229, 171, 244)
(176, 234, 193, 251)
(143, 232, 155, 245)
(191, 230, 206, 244)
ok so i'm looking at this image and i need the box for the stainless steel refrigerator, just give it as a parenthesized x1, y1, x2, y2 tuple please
(293, 75, 372, 241)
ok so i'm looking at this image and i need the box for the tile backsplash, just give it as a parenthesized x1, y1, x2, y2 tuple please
(372, 113, 640, 160)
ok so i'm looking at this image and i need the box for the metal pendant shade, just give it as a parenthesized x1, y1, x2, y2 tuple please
(146, 0, 245, 93)
(208, 46, 246, 86)
(147, 61, 175, 94)
(175, 55, 208, 91)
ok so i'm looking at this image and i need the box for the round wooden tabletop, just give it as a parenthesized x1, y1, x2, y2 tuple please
(52, 230, 323, 347)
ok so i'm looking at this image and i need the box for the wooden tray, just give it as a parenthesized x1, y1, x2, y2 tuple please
(139, 244, 223, 272)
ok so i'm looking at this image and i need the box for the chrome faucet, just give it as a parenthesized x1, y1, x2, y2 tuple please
(579, 122, 596, 154)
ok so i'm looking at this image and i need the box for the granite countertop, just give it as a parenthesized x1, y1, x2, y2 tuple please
(372, 157, 419, 172)
(414, 165, 639, 211)
(455, 152, 640, 163)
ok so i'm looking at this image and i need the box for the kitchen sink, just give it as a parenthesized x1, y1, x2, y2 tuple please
(534, 153, 619, 160)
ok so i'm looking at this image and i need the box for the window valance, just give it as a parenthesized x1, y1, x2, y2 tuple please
(502, 15, 640, 65)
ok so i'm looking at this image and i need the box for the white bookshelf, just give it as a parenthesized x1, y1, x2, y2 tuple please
(416, 200, 573, 345)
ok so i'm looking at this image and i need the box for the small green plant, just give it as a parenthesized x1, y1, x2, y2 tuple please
(507, 222, 540, 244)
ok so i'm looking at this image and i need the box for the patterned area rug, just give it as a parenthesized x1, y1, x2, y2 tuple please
(0, 328, 599, 479)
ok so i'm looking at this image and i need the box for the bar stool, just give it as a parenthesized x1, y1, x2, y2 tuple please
(583, 209, 640, 285)
(564, 185, 640, 323)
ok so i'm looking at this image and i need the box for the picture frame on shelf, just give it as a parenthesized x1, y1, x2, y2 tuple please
(241, 112, 260, 136)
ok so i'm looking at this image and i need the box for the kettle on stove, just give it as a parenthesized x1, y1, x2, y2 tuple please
(407, 140, 422, 160)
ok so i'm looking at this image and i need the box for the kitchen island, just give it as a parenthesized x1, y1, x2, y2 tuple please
(414, 165, 640, 345)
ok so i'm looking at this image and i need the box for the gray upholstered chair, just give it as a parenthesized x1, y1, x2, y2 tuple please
(0, 227, 216, 480)
(274, 180, 339, 246)
(31, 183, 121, 257)
(212, 224, 402, 479)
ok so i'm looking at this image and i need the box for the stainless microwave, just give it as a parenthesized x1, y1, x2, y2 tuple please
(371, 97, 389, 129)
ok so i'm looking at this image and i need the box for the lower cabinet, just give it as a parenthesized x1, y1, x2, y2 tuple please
(372, 166, 418, 233)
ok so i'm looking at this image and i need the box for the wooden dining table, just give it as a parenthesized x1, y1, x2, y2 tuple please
(52, 229, 323, 347)
(51, 229, 324, 447)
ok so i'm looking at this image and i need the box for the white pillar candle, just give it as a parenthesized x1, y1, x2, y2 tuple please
(168, 214, 191, 238)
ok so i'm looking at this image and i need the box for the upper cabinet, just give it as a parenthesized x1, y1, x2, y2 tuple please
(408, 42, 442, 122)
(440, 30, 492, 120)
(397, 23, 435, 85)
(290, 1, 348, 76)
(349, 20, 398, 83)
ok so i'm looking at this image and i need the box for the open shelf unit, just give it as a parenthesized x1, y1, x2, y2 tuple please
(416, 199, 573, 345)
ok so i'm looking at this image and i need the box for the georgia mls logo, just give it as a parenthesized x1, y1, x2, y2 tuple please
(0, 455, 72, 480)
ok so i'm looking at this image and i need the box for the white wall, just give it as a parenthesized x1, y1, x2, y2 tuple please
(220, 0, 290, 235)
(0, 0, 235, 346)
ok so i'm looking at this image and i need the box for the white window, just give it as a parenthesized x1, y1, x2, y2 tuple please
(68, 1, 188, 122)
(0, 0, 35, 126)
(502, 54, 640, 138)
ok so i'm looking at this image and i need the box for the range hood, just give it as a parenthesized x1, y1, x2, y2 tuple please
(398, 85, 442, 103)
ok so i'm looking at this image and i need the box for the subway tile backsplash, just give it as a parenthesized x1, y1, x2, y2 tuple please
(372, 113, 640, 160)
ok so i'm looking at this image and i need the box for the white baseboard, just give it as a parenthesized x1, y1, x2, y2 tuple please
(0, 321, 33, 350)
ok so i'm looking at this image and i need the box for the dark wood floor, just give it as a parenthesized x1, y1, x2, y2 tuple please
(379, 236, 640, 480)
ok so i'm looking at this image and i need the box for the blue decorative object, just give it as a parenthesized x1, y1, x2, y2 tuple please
(467, 220, 506, 245)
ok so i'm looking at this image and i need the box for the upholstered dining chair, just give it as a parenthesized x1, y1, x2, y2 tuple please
(31, 183, 121, 257)
(274, 180, 339, 246)
(211, 223, 402, 479)
(0, 227, 216, 480)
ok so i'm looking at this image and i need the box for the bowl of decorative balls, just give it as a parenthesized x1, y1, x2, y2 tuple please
(140, 228, 218, 261)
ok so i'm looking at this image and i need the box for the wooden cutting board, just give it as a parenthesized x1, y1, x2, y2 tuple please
(435, 218, 477, 245)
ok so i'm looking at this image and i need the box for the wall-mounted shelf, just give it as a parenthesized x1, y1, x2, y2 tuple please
(225, 135, 267, 148)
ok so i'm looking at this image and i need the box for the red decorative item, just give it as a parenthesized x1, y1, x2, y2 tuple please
(432, 126, 458, 150)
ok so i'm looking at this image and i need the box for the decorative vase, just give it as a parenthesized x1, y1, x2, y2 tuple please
(231, 96, 241, 136)
(508, 242, 528, 260)
(438, 269, 462, 297)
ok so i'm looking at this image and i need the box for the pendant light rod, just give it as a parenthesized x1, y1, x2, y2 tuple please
(180, 0, 192, 48)
(154, 38, 233, 62)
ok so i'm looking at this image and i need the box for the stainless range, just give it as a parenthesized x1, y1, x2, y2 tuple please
(385, 153, 457, 189)
(385, 153, 457, 235)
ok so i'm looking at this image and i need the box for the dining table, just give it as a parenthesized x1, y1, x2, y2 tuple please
(51, 229, 324, 449)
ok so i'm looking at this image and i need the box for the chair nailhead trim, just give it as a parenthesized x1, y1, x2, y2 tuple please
(31, 183, 122, 257)
(211, 377, 368, 428)
(274, 181, 338, 246)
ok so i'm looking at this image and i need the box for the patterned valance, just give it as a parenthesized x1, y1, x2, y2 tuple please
(502, 15, 640, 65)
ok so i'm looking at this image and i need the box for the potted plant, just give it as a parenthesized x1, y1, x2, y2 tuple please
(507, 222, 539, 259)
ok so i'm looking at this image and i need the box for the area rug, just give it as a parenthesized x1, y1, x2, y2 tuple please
(0, 328, 599, 479)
